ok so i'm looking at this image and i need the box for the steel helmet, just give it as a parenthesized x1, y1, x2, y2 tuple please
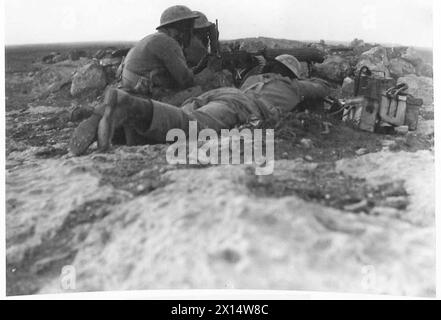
(275, 54, 302, 78)
(193, 11, 212, 29)
(157, 5, 199, 30)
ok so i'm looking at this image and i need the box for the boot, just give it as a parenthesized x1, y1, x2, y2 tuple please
(97, 88, 154, 151)
(68, 100, 107, 156)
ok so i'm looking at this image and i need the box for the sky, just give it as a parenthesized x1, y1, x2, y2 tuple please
(4, 0, 434, 47)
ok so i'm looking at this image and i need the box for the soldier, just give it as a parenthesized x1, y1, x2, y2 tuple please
(121, 5, 205, 98)
(185, 11, 219, 67)
(185, 11, 235, 94)
(95, 55, 331, 151)
(69, 5, 208, 156)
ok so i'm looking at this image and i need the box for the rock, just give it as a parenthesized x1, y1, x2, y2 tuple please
(100, 57, 122, 67)
(416, 120, 434, 137)
(350, 39, 377, 55)
(300, 138, 314, 149)
(341, 77, 355, 98)
(361, 46, 389, 63)
(343, 199, 369, 212)
(70, 62, 107, 98)
(69, 50, 88, 61)
(417, 63, 433, 78)
(69, 105, 95, 122)
(401, 47, 423, 67)
(32, 67, 73, 97)
(27, 105, 61, 114)
(370, 207, 401, 219)
(350, 38, 365, 48)
(394, 126, 409, 135)
(397, 74, 433, 105)
(42, 52, 62, 64)
(22, 159, 431, 296)
(380, 196, 410, 210)
(275, 159, 318, 172)
(389, 58, 416, 78)
(313, 55, 351, 83)
(381, 140, 397, 148)
(93, 47, 117, 60)
(31, 59, 90, 98)
(355, 148, 368, 156)
(388, 47, 408, 60)
(6, 159, 128, 266)
(5, 144, 435, 297)
(356, 46, 390, 77)
(52, 54, 67, 64)
(336, 150, 435, 226)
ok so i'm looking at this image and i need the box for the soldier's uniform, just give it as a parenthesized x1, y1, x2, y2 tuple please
(185, 37, 208, 68)
(114, 73, 331, 142)
(122, 31, 196, 101)
(69, 5, 202, 156)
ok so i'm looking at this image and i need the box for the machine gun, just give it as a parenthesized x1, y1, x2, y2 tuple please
(209, 47, 325, 86)
(209, 20, 325, 86)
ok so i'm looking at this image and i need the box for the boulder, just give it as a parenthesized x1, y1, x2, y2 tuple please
(52, 54, 67, 64)
(69, 50, 88, 61)
(336, 150, 435, 226)
(350, 38, 365, 48)
(42, 52, 61, 64)
(389, 58, 416, 78)
(93, 47, 117, 60)
(341, 77, 355, 97)
(362, 46, 389, 61)
(70, 62, 108, 98)
(416, 120, 434, 137)
(356, 46, 390, 77)
(401, 47, 423, 67)
(313, 55, 351, 84)
(397, 74, 433, 105)
(388, 47, 408, 60)
(31, 60, 89, 97)
(100, 57, 122, 68)
(417, 63, 433, 78)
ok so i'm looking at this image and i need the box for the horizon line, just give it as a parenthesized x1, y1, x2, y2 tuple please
(4, 38, 433, 50)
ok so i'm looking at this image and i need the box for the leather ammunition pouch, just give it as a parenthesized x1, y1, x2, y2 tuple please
(379, 83, 423, 131)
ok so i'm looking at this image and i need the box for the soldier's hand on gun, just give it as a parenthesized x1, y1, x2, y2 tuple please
(192, 54, 210, 75)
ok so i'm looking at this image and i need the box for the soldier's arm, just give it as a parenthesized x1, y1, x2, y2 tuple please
(158, 40, 195, 89)
(297, 78, 332, 100)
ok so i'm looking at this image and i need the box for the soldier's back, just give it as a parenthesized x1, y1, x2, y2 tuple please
(124, 32, 181, 78)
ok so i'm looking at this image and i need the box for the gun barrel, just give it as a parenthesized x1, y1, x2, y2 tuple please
(329, 47, 355, 53)
(263, 48, 325, 63)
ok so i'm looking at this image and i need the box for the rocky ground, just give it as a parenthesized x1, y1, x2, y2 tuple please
(4, 40, 435, 297)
